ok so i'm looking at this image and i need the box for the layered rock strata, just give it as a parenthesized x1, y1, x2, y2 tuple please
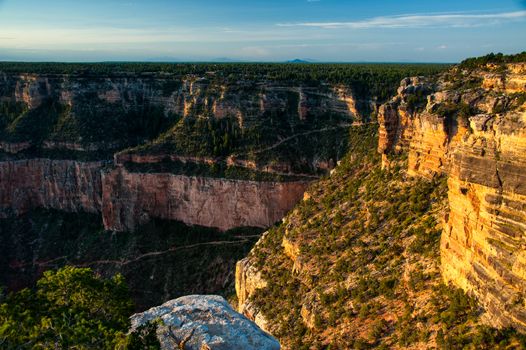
(377, 63, 526, 330)
(102, 167, 309, 232)
(0, 159, 103, 217)
(0, 158, 308, 232)
(1, 72, 370, 128)
(0, 72, 363, 231)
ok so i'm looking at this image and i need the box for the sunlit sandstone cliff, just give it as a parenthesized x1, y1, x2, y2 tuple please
(378, 63, 526, 330)
(234, 61, 526, 348)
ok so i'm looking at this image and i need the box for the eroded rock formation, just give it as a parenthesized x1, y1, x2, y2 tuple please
(0, 159, 103, 217)
(0, 158, 308, 232)
(377, 63, 526, 330)
(0, 71, 365, 232)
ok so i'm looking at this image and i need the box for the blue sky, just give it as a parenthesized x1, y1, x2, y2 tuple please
(0, 0, 525, 62)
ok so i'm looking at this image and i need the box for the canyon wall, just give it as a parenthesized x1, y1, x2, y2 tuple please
(102, 167, 309, 232)
(443, 116, 526, 329)
(0, 72, 367, 232)
(1, 73, 369, 130)
(378, 63, 526, 330)
(0, 157, 308, 232)
(0, 159, 103, 217)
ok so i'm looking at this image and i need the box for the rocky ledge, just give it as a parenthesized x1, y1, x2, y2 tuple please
(130, 295, 280, 350)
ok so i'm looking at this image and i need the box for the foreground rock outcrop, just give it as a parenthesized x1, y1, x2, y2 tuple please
(130, 295, 280, 350)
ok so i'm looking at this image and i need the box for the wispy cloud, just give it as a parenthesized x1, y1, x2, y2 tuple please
(277, 10, 526, 29)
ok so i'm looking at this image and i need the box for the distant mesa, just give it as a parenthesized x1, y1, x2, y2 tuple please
(286, 59, 311, 63)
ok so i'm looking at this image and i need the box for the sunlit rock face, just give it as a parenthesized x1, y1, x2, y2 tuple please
(378, 63, 526, 330)
(442, 111, 526, 330)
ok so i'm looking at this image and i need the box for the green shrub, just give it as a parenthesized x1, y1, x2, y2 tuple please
(0, 266, 140, 349)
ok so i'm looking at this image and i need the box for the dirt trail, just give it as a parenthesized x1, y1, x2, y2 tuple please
(234, 123, 352, 158)
(79, 239, 251, 267)
(10, 239, 252, 269)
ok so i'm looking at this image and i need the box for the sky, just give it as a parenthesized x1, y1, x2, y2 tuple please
(0, 0, 525, 62)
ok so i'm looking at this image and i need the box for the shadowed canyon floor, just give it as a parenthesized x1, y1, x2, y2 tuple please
(0, 210, 261, 311)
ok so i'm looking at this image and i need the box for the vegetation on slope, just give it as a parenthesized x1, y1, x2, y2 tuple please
(246, 125, 526, 349)
(127, 109, 352, 176)
(0, 266, 159, 349)
(123, 159, 314, 182)
(0, 98, 175, 146)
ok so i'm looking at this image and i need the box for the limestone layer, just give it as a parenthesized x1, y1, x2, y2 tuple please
(101, 167, 309, 232)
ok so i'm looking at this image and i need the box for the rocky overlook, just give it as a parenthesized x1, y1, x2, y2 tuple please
(131, 295, 280, 350)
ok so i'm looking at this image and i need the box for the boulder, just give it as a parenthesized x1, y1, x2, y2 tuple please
(130, 295, 280, 350)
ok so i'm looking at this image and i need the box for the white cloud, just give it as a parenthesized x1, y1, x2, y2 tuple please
(0, 25, 318, 49)
(277, 10, 526, 29)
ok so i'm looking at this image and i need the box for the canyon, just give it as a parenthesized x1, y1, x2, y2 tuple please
(5, 60, 526, 348)
(235, 60, 526, 348)
(0, 72, 364, 232)
(0, 65, 393, 311)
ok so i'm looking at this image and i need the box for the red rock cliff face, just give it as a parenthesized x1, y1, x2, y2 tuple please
(101, 167, 309, 232)
(0, 159, 103, 217)
(0, 157, 309, 231)
(378, 63, 526, 330)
